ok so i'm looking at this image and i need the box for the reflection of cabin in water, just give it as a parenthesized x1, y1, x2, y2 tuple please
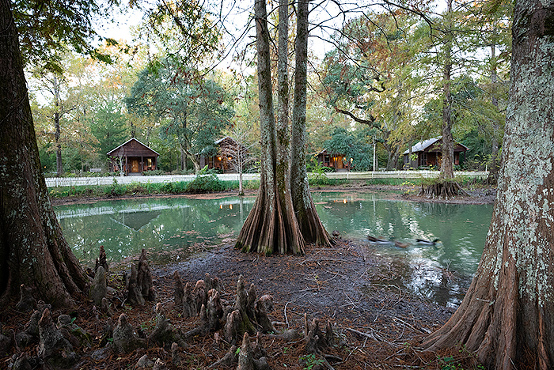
(403, 137, 468, 169)
(198, 136, 247, 173)
(110, 210, 161, 231)
(107, 138, 159, 175)
(316, 149, 350, 171)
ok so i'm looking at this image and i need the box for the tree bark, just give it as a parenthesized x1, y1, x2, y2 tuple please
(290, 0, 331, 246)
(235, 0, 304, 255)
(0, 0, 89, 307)
(54, 82, 63, 177)
(488, 43, 501, 184)
(440, 0, 454, 179)
(421, 0, 554, 367)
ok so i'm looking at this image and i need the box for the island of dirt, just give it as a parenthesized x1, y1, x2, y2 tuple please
(2, 185, 495, 369)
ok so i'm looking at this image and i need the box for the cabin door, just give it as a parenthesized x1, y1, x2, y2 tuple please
(130, 158, 140, 173)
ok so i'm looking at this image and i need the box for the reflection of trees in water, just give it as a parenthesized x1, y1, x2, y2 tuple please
(56, 196, 254, 266)
(370, 253, 472, 307)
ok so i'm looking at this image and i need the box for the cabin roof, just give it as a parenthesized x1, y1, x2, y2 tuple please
(403, 137, 468, 155)
(107, 138, 160, 157)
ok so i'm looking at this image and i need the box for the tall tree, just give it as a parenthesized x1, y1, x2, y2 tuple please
(31, 71, 71, 176)
(126, 62, 233, 172)
(235, 0, 305, 255)
(0, 0, 89, 307)
(440, 0, 455, 179)
(421, 0, 554, 368)
(319, 11, 422, 171)
(290, 0, 331, 246)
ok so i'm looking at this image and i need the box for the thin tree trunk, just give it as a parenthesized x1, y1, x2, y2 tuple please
(54, 77, 63, 177)
(440, 0, 454, 179)
(489, 43, 501, 183)
(235, 0, 304, 255)
(0, 0, 89, 307)
(290, 0, 330, 246)
(421, 0, 554, 367)
(289, 1, 326, 214)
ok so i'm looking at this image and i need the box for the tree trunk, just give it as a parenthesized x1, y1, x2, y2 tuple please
(421, 0, 554, 368)
(0, 0, 89, 307)
(440, 0, 455, 179)
(54, 111, 63, 177)
(53, 75, 63, 177)
(290, 0, 330, 246)
(488, 43, 501, 184)
(235, 0, 304, 255)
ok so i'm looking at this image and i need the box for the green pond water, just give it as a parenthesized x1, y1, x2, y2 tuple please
(55, 191, 493, 307)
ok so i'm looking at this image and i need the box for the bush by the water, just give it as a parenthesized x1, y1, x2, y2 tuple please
(48, 177, 261, 199)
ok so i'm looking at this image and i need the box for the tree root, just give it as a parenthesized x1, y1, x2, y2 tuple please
(419, 180, 467, 199)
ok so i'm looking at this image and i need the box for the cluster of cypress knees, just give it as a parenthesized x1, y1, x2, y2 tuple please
(2, 247, 342, 369)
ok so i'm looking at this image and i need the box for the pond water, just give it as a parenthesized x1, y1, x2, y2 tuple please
(55, 191, 493, 307)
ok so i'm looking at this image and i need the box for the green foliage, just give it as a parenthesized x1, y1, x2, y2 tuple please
(47, 177, 262, 199)
(437, 355, 486, 370)
(324, 127, 373, 171)
(299, 354, 324, 370)
(89, 101, 130, 156)
(12, 0, 119, 72)
(308, 177, 347, 187)
(185, 168, 226, 193)
(306, 157, 334, 173)
(366, 178, 423, 186)
(126, 61, 234, 169)
(108, 178, 125, 196)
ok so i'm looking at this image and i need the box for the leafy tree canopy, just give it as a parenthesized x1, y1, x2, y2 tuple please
(126, 59, 234, 169)
(13, 0, 121, 72)
(324, 127, 375, 171)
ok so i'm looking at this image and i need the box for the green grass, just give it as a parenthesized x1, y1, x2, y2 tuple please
(365, 178, 424, 186)
(308, 177, 347, 186)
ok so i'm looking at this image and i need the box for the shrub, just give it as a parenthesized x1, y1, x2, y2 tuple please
(186, 174, 225, 193)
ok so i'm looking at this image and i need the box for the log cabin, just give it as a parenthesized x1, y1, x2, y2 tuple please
(107, 138, 159, 175)
(197, 136, 248, 173)
(316, 149, 350, 171)
(403, 137, 468, 169)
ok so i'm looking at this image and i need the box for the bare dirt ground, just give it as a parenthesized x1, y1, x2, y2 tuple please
(2, 184, 495, 369)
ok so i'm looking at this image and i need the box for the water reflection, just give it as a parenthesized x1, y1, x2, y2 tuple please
(55, 192, 493, 307)
(56, 197, 254, 265)
(312, 191, 493, 307)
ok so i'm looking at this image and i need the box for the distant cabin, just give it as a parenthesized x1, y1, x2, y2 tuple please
(316, 149, 350, 171)
(197, 136, 247, 173)
(107, 138, 159, 175)
(403, 137, 468, 169)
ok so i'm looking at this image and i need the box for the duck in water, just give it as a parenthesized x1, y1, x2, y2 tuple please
(416, 238, 440, 246)
(367, 235, 393, 245)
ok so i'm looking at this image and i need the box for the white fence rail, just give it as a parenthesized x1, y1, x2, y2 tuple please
(45, 171, 488, 188)
(324, 170, 489, 180)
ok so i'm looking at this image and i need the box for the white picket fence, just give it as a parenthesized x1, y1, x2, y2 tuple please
(44, 170, 488, 188)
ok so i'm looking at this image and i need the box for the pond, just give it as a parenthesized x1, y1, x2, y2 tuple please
(55, 191, 493, 307)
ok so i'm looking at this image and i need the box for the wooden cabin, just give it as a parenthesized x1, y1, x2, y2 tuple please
(316, 149, 350, 171)
(107, 138, 159, 175)
(403, 137, 468, 169)
(198, 136, 248, 173)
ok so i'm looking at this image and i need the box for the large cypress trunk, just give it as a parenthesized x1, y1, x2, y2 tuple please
(290, 0, 330, 246)
(0, 0, 89, 307)
(421, 0, 554, 367)
(235, 0, 304, 255)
